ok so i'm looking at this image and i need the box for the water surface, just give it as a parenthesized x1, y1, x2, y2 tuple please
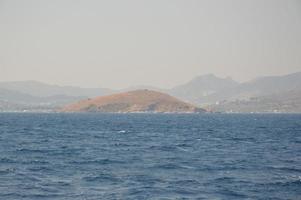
(0, 113, 300, 199)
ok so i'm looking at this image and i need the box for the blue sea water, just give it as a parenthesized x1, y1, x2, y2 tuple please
(0, 113, 300, 200)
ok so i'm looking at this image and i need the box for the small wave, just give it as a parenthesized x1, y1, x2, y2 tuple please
(0, 168, 15, 175)
(177, 147, 189, 152)
(0, 157, 16, 163)
(27, 166, 53, 172)
(180, 165, 196, 169)
(82, 174, 120, 183)
(69, 158, 125, 165)
(16, 148, 50, 153)
(171, 179, 200, 185)
(118, 130, 127, 133)
(267, 166, 301, 173)
(260, 179, 301, 187)
(151, 163, 186, 170)
(216, 189, 248, 198)
(212, 177, 235, 182)
(21, 160, 50, 165)
(42, 180, 72, 187)
(176, 143, 191, 147)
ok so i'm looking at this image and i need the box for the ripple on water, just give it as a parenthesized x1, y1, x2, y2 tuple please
(0, 113, 300, 199)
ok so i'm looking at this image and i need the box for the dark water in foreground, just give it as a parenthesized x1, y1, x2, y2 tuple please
(0, 113, 300, 200)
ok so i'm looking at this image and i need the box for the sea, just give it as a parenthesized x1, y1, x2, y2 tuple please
(0, 113, 300, 200)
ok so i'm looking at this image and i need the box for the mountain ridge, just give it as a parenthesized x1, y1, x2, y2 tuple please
(169, 74, 239, 104)
(0, 80, 114, 97)
(1, 71, 300, 113)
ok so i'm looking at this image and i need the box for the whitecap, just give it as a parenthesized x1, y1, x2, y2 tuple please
(118, 130, 126, 133)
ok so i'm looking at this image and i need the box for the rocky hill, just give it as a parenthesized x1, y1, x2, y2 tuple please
(61, 90, 205, 113)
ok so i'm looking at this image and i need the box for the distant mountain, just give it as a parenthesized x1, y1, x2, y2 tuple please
(1, 71, 300, 113)
(0, 80, 114, 97)
(231, 71, 301, 98)
(120, 85, 166, 93)
(207, 89, 301, 113)
(169, 74, 239, 105)
(0, 88, 43, 104)
(0, 80, 115, 112)
(168, 72, 301, 107)
(0, 88, 85, 112)
(62, 90, 205, 113)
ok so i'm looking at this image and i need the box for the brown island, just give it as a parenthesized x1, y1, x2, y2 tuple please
(61, 89, 206, 113)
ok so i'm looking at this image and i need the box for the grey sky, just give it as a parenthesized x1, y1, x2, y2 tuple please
(0, 0, 300, 89)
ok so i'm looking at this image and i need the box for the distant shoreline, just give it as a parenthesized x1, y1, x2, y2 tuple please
(1, 111, 301, 114)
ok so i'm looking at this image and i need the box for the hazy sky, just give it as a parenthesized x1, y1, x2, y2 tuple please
(0, 0, 300, 89)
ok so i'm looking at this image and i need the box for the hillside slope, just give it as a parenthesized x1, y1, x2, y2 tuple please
(207, 89, 301, 113)
(169, 72, 301, 106)
(62, 90, 205, 113)
(0, 80, 113, 97)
